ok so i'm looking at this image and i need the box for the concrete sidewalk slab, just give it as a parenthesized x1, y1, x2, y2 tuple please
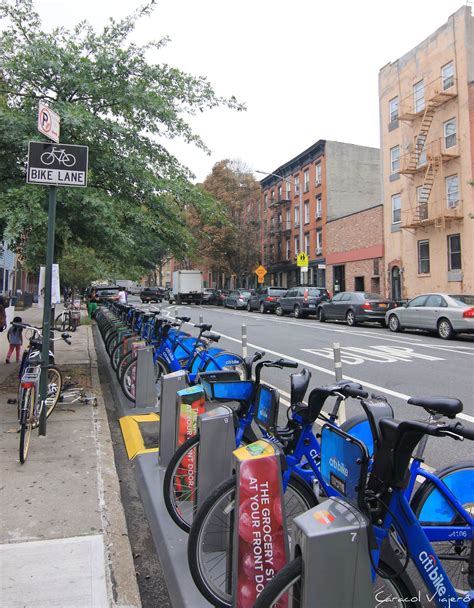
(0, 535, 108, 608)
(0, 305, 141, 608)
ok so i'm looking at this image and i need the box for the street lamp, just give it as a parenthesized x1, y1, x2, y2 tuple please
(256, 169, 306, 285)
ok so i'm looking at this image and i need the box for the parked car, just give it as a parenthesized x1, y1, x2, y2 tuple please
(247, 286, 287, 313)
(224, 289, 254, 309)
(85, 285, 120, 302)
(201, 288, 217, 305)
(385, 293, 474, 339)
(275, 286, 331, 319)
(318, 291, 396, 326)
(140, 287, 165, 303)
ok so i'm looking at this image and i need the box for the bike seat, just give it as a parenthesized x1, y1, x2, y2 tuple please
(407, 396, 463, 419)
(202, 332, 220, 343)
(290, 368, 311, 405)
(195, 323, 212, 332)
(176, 316, 191, 323)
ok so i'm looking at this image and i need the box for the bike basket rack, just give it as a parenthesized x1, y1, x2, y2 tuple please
(21, 366, 42, 389)
(320, 424, 369, 509)
(254, 384, 280, 432)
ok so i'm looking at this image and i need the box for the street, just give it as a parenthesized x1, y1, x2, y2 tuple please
(158, 301, 474, 470)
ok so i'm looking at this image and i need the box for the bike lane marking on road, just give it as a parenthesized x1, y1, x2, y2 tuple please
(302, 345, 445, 365)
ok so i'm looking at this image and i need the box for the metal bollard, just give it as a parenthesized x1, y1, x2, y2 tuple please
(196, 405, 235, 509)
(241, 324, 247, 358)
(199, 315, 203, 324)
(135, 346, 158, 408)
(333, 342, 345, 422)
(290, 499, 372, 607)
(158, 370, 188, 466)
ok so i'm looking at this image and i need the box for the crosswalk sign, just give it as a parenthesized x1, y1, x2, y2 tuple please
(297, 252, 309, 267)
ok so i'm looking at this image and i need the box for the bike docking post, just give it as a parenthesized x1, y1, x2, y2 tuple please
(332, 342, 346, 423)
(231, 440, 289, 608)
(158, 370, 189, 467)
(196, 405, 235, 510)
(241, 324, 248, 358)
(135, 345, 157, 409)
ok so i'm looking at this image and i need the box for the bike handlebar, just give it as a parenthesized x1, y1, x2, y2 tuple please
(343, 386, 369, 399)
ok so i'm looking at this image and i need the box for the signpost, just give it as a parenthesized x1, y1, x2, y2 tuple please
(29, 106, 88, 435)
(254, 264, 267, 284)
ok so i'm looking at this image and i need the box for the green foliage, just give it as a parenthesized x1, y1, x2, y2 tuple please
(0, 0, 244, 286)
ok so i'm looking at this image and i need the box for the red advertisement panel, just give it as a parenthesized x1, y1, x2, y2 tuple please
(175, 386, 205, 498)
(234, 441, 288, 608)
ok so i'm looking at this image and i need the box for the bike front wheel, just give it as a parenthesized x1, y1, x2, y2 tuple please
(253, 553, 421, 608)
(187, 473, 316, 608)
(19, 387, 35, 464)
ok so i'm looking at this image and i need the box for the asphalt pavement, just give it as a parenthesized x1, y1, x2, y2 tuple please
(159, 301, 474, 470)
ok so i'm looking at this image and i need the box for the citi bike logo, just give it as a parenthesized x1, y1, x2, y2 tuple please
(329, 457, 349, 477)
(418, 551, 447, 597)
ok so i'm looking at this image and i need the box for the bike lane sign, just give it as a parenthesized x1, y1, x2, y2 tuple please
(27, 141, 88, 187)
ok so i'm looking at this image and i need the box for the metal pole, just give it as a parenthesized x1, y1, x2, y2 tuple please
(333, 342, 345, 423)
(39, 185, 57, 436)
(241, 324, 247, 358)
(199, 315, 203, 324)
(299, 183, 305, 285)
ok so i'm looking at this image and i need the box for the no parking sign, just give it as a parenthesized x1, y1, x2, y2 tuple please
(38, 102, 60, 143)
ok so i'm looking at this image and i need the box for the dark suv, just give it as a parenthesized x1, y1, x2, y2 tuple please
(276, 286, 330, 319)
(247, 286, 287, 313)
(140, 287, 165, 303)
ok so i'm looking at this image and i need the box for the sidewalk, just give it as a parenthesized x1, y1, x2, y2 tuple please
(0, 306, 141, 608)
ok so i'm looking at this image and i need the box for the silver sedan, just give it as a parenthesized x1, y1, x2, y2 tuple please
(385, 293, 474, 339)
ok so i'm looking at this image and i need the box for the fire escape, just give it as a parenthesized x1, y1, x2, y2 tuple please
(267, 188, 291, 266)
(398, 76, 461, 230)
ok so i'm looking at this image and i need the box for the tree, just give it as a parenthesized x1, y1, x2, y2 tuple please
(0, 0, 244, 285)
(193, 160, 260, 285)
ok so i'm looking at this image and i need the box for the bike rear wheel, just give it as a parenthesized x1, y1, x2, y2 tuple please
(410, 461, 474, 593)
(19, 387, 35, 464)
(187, 473, 317, 608)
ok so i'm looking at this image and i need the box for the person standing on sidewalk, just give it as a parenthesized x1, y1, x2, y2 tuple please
(115, 287, 127, 305)
(88, 290, 99, 319)
(6, 316, 23, 363)
(0, 296, 6, 332)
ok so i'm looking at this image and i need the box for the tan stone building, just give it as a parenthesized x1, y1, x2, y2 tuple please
(379, 5, 473, 300)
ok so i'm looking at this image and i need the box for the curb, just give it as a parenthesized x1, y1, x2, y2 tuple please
(87, 324, 142, 608)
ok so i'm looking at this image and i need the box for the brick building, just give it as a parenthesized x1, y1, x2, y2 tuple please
(326, 205, 385, 295)
(379, 5, 473, 299)
(259, 140, 382, 290)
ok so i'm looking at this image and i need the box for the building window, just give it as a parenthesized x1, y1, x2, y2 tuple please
(294, 175, 300, 195)
(416, 136, 426, 166)
(285, 180, 291, 199)
(413, 79, 425, 113)
(373, 258, 380, 276)
(294, 236, 299, 256)
(447, 234, 461, 271)
(444, 118, 456, 149)
(304, 201, 309, 224)
(418, 240, 430, 274)
(278, 185, 282, 201)
(286, 208, 291, 228)
(294, 205, 300, 226)
(316, 229, 322, 254)
(390, 146, 400, 174)
(446, 175, 459, 208)
(442, 61, 454, 90)
(270, 189, 275, 204)
(305, 233, 310, 255)
(286, 239, 290, 260)
(264, 193, 267, 209)
(304, 169, 309, 193)
(417, 185, 428, 220)
(391, 193, 401, 224)
(315, 163, 321, 185)
(316, 196, 322, 219)
(389, 96, 399, 123)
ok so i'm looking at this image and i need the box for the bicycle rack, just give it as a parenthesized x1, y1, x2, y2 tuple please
(291, 499, 372, 607)
(135, 346, 157, 409)
(158, 370, 189, 467)
(196, 405, 235, 509)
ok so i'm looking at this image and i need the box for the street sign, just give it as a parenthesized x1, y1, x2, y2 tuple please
(255, 265, 267, 278)
(27, 142, 88, 187)
(38, 103, 60, 143)
(297, 252, 309, 267)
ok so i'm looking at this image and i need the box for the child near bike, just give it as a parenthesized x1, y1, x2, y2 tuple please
(6, 316, 23, 364)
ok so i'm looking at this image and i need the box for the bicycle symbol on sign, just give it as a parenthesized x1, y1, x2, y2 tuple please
(40, 147, 76, 168)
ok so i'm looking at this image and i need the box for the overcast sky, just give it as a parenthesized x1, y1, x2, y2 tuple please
(32, 0, 468, 182)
